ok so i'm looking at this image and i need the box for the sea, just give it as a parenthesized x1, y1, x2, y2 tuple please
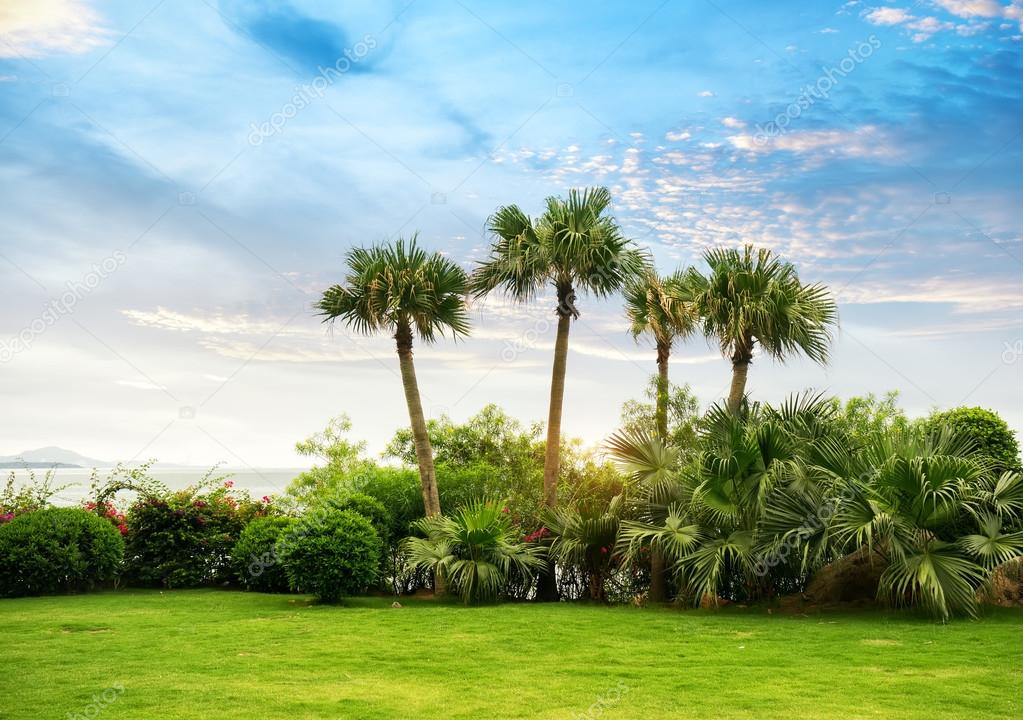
(2, 467, 306, 507)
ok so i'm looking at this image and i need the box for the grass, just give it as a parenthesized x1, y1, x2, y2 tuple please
(1, 591, 1021, 719)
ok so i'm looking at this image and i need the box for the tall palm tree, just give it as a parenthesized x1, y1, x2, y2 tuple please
(472, 187, 648, 510)
(317, 235, 470, 517)
(674, 245, 838, 413)
(624, 269, 699, 440)
(623, 268, 698, 601)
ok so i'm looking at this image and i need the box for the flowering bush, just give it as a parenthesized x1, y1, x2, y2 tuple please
(0, 507, 124, 597)
(84, 501, 129, 536)
(118, 471, 269, 588)
(1, 469, 70, 522)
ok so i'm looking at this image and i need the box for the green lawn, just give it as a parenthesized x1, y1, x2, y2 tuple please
(2, 591, 1021, 719)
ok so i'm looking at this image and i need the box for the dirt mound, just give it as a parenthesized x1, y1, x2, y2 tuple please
(980, 559, 1023, 608)
(779, 548, 886, 612)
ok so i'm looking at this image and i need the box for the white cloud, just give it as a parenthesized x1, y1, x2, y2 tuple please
(836, 277, 1023, 313)
(865, 7, 914, 25)
(665, 130, 691, 141)
(0, 0, 111, 58)
(721, 116, 746, 129)
(728, 126, 899, 160)
(698, 90, 715, 97)
(933, 0, 1004, 18)
(820, 27, 840, 33)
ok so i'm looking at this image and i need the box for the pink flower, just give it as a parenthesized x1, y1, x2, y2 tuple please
(223, 480, 234, 488)
(600, 546, 609, 555)
(117, 523, 129, 535)
(261, 496, 271, 504)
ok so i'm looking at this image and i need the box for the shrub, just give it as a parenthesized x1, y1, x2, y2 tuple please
(123, 476, 267, 588)
(0, 507, 124, 597)
(326, 493, 392, 546)
(1, 469, 71, 522)
(232, 516, 296, 592)
(280, 509, 381, 602)
(924, 406, 1022, 474)
(404, 500, 546, 604)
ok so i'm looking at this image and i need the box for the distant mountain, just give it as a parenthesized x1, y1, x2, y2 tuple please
(0, 446, 112, 469)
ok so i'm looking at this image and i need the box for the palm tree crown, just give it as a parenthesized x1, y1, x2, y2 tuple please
(318, 234, 470, 344)
(624, 268, 699, 352)
(673, 244, 838, 411)
(681, 244, 837, 366)
(471, 186, 648, 312)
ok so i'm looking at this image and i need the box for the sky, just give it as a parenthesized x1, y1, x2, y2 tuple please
(0, 0, 1021, 469)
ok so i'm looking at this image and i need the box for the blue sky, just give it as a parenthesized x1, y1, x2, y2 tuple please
(1, 0, 1021, 468)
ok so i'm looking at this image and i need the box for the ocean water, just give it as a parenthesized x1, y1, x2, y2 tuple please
(2, 467, 306, 506)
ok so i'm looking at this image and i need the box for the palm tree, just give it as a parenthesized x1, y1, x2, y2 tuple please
(622, 268, 698, 600)
(673, 245, 838, 413)
(317, 235, 470, 517)
(624, 269, 699, 441)
(472, 187, 647, 510)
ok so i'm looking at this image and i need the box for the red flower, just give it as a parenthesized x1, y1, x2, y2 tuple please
(501, 507, 509, 513)
(261, 496, 271, 504)
(600, 546, 609, 555)
(117, 523, 128, 535)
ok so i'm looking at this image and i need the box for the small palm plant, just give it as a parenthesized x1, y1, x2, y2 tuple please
(833, 430, 1023, 618)
(674, 245, 838, 413)
(544, 496, 624, 602)
(403, 500, 547, 604)
(318, 235, 470, 517)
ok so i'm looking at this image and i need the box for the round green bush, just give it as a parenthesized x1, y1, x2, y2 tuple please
(280, 509, 381, 603)
(326, 493, 392, 546)
(0, 507, 124, 597)
(232, 516, 296, 592)
(925, 407, 1022, 473)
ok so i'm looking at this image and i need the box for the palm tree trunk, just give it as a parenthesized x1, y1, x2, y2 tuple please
(655, 339, 670, 440)
(649, 338, 671, 603)
(395, 324, 441, 517)
(727, 351, 751, 414)
(543, 310, 571, 508)
(536, 287, 575, 601)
